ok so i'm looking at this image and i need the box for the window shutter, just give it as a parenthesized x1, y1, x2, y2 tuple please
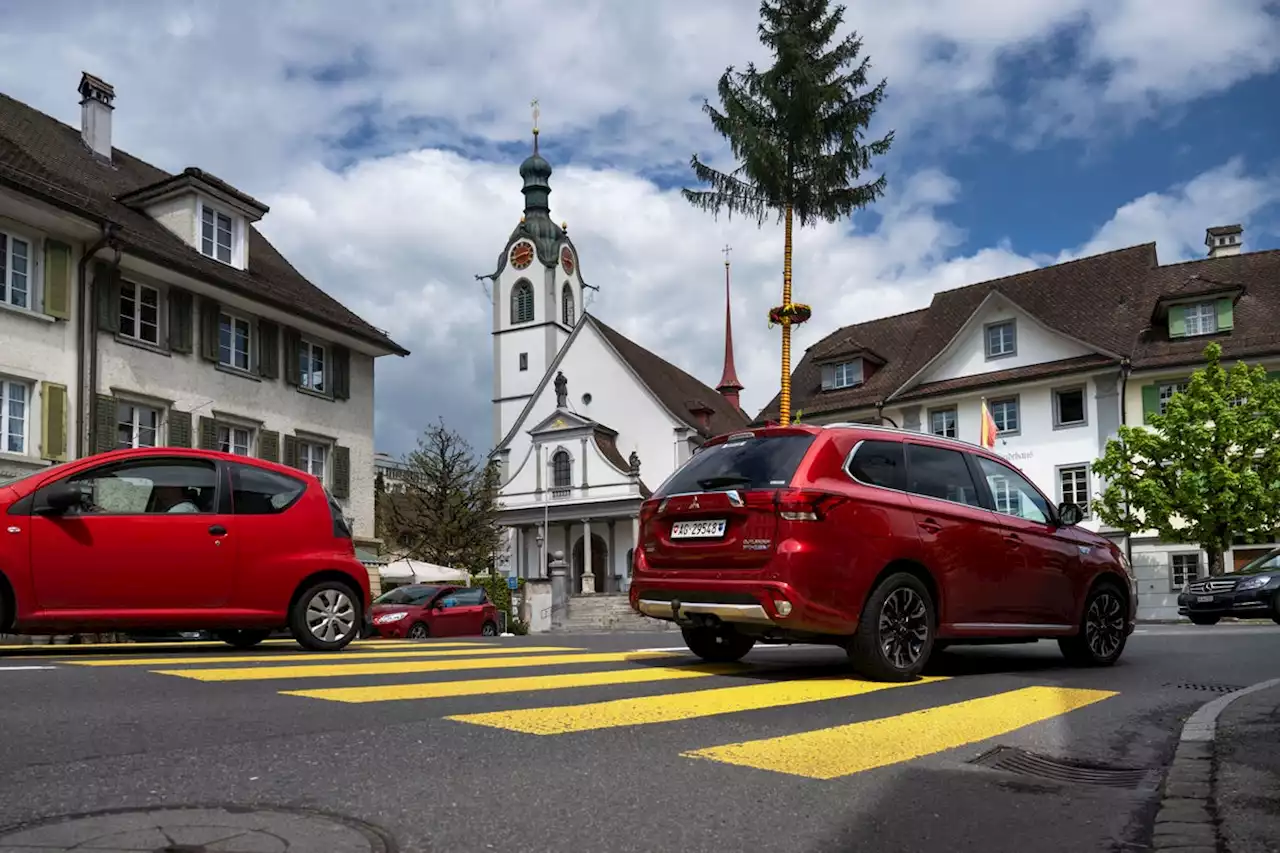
(820, 363, 835, 391)
(259, 429, 280, 462)
(1141, 385, 1161, 424)
(283, 434, 300, 468)
(43, 240, 72, 320)
(1167, 305, 1187, 337)
(283, 328, 301, 386)
(1216, 297, 1234, 331)
(169, 289, 193, 353)
(197, 416, 218, 451)
(93, 393, 116, 454)
(40, 383, 69, 461)
(257, 320, 280, 379)
(333, 345, 350, 400)
(94, 263, 120, 333)
(332, 444, 351, 498)
(167, 409, 192, 447)
(200, 298, 220, 362)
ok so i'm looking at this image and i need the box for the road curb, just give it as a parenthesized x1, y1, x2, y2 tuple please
(1152, 677, 1280, 851)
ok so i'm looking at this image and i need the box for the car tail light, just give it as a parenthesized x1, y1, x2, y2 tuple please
(771, 489, 842, 521)
(771, 593, 793, 617)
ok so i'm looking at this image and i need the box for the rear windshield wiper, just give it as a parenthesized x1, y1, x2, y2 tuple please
(697, 475, 754, 489)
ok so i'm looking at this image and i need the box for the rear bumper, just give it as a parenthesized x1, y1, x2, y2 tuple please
(628, 577, 854, 636)
(636, 599, 774, 625)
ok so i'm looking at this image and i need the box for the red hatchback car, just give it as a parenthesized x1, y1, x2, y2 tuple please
(0, 447, 371, 651)
(629, 424, 1137, 681)
(370, 584, 501, 639)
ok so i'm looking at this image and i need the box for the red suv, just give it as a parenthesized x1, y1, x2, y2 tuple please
(0, 447, 371, 651)
(629, 424, 1136, 681)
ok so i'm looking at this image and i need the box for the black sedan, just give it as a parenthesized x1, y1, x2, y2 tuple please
(1178, 547, 1280, 625)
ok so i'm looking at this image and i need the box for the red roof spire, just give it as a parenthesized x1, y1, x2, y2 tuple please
(716, 245, 744, 410)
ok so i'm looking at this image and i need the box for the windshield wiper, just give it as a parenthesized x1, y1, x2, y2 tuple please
(697, 475, 753, 489)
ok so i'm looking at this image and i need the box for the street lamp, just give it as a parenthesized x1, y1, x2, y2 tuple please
(535, 530, 545, 580)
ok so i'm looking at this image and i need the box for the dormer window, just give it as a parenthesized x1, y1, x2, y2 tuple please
(1184, 301, 1216, 336)
(1168, 298, 1232, 339)
(820, 358, 863, 391)
(200, 203, 234, 265)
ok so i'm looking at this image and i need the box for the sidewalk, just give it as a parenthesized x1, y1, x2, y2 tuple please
(1216, 682, 1280, 853)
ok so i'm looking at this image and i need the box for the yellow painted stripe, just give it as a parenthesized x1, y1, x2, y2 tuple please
(448, 674, 948, 735)
(63, 644, 564, 668)
(683, 685, 1118, 780)
(155, 651, 681, 682)
(0, 638, 422, 654)
(285, 662, 746, 703)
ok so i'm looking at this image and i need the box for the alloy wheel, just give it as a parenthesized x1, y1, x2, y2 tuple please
(1084, 591, 1125, 659)
(877, 587, 929, 670)
(482, 623, 498, 637)
(407, 624, 428, 639)
(306, 589, 356, 643)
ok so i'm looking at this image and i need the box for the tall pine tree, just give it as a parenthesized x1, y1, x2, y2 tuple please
(684, 0, 893, 424)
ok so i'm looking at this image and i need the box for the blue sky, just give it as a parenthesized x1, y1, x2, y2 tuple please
(1, 0, 1278, 456)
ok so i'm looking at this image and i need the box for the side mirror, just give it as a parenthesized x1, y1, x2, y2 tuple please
(1057, 501, 1084, 526)
(39, 482, 89, 515)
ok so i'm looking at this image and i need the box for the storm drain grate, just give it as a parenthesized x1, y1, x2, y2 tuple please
(1167, 681, 1247, 694)
(969, 745, 1152, 789)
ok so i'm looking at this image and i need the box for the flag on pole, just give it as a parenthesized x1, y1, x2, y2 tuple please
(979, 398, 998, 448)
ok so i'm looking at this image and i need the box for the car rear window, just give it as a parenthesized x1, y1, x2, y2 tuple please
(847, 439, 906, 491)
(230, 463, 306, 514)
(656, 433, 816, 496)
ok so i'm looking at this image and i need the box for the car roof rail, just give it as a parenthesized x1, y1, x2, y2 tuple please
(822, 421, 986, 451)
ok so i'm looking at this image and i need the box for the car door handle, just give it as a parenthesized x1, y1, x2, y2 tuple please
(918, 518, 941, 534)
(1004, 533, 1022, 547)
(208, 524, 227, 536)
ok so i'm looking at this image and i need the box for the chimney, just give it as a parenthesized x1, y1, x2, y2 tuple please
(688, 401, 715, 434)
(1205, 224, 1243, 259)
(715, 246, 745, 410)
(78, 72, 115, 160)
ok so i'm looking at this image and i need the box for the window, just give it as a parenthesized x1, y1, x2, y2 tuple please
(299, 440, 327, 483)
(56, 458, 218, 515)
(904, 444, 982, 507)
(985, 320, 1016, 358)
(1059, 465, 1089, 515)
(119, 281, 161, 345)
(511, 280, 534, 324)
(975, 456, 1050, 523)
(116, 402, 159, 449)
(1171, 553, 1201, 590)
(846, 440, 906, 491)
(217, 424, 253, 456)
(299, 339, 326, 392)
(832, 360, 863, 389)
(1, 379, 29, 454)
(0, 231, 31, 309)
(373, 585, 443, 606)
(655, 433, 817, 497)
(218, 312, 252, 371)
(929, 408, 957, 438)
(1184, 302, 1217, 337)
(449, 587, 489, 606)
(562, 283, 575, 326)
(1159, 382, 1187, 415)
(230, 463, 305, 514)
(1053, 387, 1086, 427)
(551, 449, 571, 497)
(200, 205, 234, 264)
(990, 397, 1019, 434)
(519, 353, 528, 371)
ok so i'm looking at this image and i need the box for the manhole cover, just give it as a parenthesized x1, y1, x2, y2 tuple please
(970, 745, 1152, 789)
(1167, 681, 1246, 694)
(0, 804, 396, 852)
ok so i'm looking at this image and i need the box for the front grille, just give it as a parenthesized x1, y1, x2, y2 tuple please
(1188, 578, 1238, 593)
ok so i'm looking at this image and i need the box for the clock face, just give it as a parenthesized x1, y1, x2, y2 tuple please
(510, 242, 534, 270)
(560, 246, 575, 276)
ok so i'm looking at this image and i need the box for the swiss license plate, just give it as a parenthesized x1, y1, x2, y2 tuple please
(1196, 595, 1214, 603)
(671, 519, 727, 539)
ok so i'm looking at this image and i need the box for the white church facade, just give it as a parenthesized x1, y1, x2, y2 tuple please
(481, 131, 749, 593)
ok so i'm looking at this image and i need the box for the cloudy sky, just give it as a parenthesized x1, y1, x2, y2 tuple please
(3, 0, 1279, 457)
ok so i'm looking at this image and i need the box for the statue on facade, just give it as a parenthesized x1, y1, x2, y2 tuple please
(554, 371, 568, 408)
(628, 450, 641, 477)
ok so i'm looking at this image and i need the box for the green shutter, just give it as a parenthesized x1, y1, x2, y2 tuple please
(1141, 384, 1161, 424)
(333, 345, 350, 400)
(283, 434, 300, 468)
(93, 393, 116, 454)
(167, 409, 192, 447)
(283, 328, 301, 386)
(332, 444, 350, 498)
(197, 416, 217, 451)
(40, 383, 68, 461)
(258, 321, 280, 379)
(200, 298, 220, 362)
(1168, 305, 1187, 337)
(259, 429, 280, 462)
(1216, 297, 1234, 331)
(94, 263, 119, 333)
(43, 240, 72, 320)
(168, 289, 193, 353)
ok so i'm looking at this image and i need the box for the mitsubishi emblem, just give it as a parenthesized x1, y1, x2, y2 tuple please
(689, 496, 701, 510)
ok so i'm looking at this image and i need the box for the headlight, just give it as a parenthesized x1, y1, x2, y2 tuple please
(373, 611, 409, 624)
(1236, 575, 1273, 591)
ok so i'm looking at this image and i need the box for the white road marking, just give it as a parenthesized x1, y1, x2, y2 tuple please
(0, 665, 57, 671)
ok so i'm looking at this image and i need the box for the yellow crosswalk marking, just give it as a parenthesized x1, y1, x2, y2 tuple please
(0, 638, 415, 654)
(285, 663, 747, 703)
(683, 685, 1117, 779)
(154, 651, 681, 682)
(63, 644, 562, 668)
(447, 674, 949, 734)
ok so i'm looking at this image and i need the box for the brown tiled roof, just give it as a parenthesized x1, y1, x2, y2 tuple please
(893, 354, 1119, 402)
(0, 89, 407, 355)
(590, 315, 751, 438)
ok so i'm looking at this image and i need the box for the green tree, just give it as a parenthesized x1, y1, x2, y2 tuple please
(385, 420, 505, 573)
(683, 0, 893, 425)
(1092, 342, 1280, 576)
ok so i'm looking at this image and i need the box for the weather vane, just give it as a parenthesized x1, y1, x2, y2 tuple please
(531, 98, 540, 134)
(723, 243, 732, 265)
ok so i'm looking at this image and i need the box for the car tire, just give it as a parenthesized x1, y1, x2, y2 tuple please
(848, 572, 936, 682)
(407, 622, 430, 640)
(481, 621, 498, 637)
(1059, 581, 1128, 667)
(1188, 614, 1221, 626)
(681, 625, 755, 663)
(216, 629, 271, 649)
(289, 580, 362, 652)
(1271, 593, 1280, 627)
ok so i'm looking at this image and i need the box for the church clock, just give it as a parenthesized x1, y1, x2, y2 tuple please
(510, 241, 534, 270)
(560, 246, 575, 275)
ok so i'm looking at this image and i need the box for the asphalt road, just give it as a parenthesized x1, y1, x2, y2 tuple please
(0, 623, 1277, 852)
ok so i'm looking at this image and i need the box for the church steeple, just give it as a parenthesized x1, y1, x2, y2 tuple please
(519, 100, 553, 215)
(716, 245, 744, 410)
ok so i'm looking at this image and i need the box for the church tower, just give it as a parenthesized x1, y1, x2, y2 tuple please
(482, 107, 587, 449)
